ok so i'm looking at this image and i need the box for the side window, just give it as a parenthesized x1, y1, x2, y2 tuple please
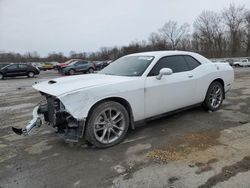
(76, 61, 87, 65)
(6, 64, 18, 70)
(19, 64, 28, 69)
(148, 56, 189, 76)
(184, 56, 201, 70)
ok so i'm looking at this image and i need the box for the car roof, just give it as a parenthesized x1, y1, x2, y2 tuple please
(126, 50, 211, 64)
(127, 50, 196, 57)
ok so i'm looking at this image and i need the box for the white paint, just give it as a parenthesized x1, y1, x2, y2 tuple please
(32, 51, 234, 122)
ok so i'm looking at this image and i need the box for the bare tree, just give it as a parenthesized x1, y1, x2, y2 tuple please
(222, 4, 247, 56)
(245, 11, 250, 55)
(159, 21, 190, 50)
(193, 11, 225, 57)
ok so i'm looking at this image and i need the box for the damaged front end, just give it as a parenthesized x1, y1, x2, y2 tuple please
(12, 93, 86, 143)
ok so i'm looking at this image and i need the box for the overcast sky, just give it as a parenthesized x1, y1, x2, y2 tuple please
(0, 0, 249, 56)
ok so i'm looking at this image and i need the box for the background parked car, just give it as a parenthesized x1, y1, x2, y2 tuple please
(39, 63, 54, 70)
(233, 59, 250, 67)
(31, 62, 43, 70)
(49, 61, 60, 69)
(0, 63, 40, 79)
(62, 60, 95, 75)
(56, 59, 82, 72)
(95, 61, 109, 71)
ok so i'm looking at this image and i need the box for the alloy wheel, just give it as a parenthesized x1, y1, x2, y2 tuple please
(209, 85, 223, 108)
(93, 108, 125, 144)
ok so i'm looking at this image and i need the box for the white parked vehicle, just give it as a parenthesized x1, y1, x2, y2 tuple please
(233, 59, 250, 67)
(12, 51, 234, 148)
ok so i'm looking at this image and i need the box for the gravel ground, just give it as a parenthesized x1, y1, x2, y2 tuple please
(0, 68, 250, 188)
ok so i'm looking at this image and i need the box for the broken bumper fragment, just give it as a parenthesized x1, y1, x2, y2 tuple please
(12, 95, 86, 143)
(12, 106, 42, 135)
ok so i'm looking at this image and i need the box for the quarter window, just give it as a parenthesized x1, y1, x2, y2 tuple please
(19, 64, 28, 69)
(148, 55, 189, 76)
(183, 56, 201, 70)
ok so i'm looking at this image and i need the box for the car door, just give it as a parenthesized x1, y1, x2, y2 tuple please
(4, 64, 19, 76)
(76, 61, 88, 72)
(18, 64, 29, 76)
(144, 55, 197, 118)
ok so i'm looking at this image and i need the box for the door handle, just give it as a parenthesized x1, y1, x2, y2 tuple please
(188, 75, 193, 78)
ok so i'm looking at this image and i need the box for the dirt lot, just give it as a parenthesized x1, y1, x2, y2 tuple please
(0, 68, 250, 188)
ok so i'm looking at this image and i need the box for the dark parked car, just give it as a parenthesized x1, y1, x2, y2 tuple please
(62, 60, 96, 75)
(95, 61, 109, 70)
(0, 63, 10, 69)
(0, 63, 40, 80)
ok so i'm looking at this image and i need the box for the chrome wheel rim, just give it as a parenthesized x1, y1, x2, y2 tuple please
(93, 108, 125, 144)
(0, 74, 3, 79)
(209, 85, 222, 108)
(69, 70, 74, 75)
(89, 68, 94, 73)
(29, 72, 34, 77)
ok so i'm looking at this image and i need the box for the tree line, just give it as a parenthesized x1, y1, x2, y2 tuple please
(0, 3, 250, 63)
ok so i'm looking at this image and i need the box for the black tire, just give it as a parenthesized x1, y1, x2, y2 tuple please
(85, 101, 129, 148)
(69, 69, 75, 75)
(203, 81, 224, 111)
(88, 68, 94, 74)
(27, 71, 35, 78)
(235, 64, 240, 67)
(0, 73, 4, 80)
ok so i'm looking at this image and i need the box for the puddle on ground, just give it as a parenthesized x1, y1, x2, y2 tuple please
(198, 156, 250, 188)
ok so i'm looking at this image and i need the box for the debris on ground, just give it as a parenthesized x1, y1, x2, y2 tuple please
(146, 147, 192, 162)
(113, 165, 126, 174)
(146, 131, 220, 162)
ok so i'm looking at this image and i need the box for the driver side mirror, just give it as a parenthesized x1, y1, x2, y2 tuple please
(156, 68, 173, 80)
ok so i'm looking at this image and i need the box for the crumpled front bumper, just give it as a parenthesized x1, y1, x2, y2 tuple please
(12, 106, 42, 135)
(12, 100, 86, 143)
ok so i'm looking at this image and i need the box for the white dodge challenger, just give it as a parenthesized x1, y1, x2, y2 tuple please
(12, 51, 234, 148)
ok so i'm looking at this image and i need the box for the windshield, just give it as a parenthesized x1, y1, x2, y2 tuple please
(99, 56, 154, 76)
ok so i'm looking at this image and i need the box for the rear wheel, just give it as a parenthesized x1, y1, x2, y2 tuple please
(69, 69, 75, 75)
(203, 81, 224, 111)
(85, 101, 129, 148)
(27, 71, 35, 78)
(0, 73, 3, 80)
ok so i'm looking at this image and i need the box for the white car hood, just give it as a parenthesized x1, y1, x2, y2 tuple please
(33, 74, 136, 97)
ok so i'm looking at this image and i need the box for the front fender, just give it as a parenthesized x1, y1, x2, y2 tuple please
(58, 88, 144, 122)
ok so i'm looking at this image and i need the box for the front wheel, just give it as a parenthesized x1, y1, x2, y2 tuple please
(0, 73, 4, 80)
(85, 101, 129, 148)
(203, 81, 224, 111)
(69, 69, 75, 75)
(27, 71, 35, 78)
(88, 68, 94, 74)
